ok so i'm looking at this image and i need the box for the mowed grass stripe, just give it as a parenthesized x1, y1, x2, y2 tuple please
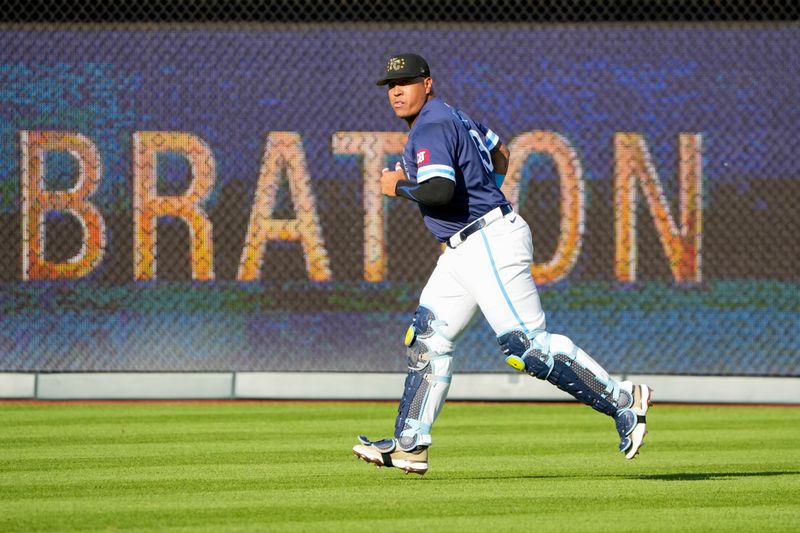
(1, 401, 798, 532)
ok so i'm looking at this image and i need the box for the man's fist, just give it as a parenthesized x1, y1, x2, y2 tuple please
(380, 162, 405, 197)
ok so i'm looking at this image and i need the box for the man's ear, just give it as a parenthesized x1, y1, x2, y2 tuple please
(424, 77, 433, 94)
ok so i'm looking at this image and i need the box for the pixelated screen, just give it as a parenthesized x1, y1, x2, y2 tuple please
(0, 24, 797, 375)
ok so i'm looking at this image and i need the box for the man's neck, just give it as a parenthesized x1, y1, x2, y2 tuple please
(405, 96, 434, 128)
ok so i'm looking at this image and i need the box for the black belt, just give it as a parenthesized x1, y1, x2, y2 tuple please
(447, 204, 513, 248)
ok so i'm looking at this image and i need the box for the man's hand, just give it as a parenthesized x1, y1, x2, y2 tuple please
(380, 162, 405, 197)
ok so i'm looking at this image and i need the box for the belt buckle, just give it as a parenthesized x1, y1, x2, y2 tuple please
(448, 227, 468, 249)
(449, 207, 506, 248)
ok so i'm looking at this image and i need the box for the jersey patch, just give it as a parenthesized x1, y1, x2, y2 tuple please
(416, 149, 430, 166)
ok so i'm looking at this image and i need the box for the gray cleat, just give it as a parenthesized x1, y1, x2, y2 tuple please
(352, 436, 429, 475)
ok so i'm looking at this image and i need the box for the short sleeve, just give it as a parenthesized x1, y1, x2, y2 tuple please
(474, 121, 500, 151)
(410, 123, 457, 184)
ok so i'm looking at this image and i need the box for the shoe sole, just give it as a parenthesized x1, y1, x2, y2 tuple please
(625, 385, 653, 460)
(352, 445, 428, 475)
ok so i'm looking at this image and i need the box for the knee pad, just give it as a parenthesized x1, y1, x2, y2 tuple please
(394, 306, 454, 450)
(404, 306, 454, 369)
(499, 329, 552, 379)
(499, 329, 630, 417)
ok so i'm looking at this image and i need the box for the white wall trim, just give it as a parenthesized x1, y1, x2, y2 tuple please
(1, 372, 798, 404)
(0, 373, 36, 399)
(34, 373, 234, 400)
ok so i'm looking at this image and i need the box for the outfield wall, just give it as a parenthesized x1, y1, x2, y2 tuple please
(2, 372, 799, 404)
(0, 24, 798, 399)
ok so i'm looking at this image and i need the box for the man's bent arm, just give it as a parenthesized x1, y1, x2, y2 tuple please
(395, 177, 455, 206)
(491, 142, 509, 175)
(491, 142, 510, 188)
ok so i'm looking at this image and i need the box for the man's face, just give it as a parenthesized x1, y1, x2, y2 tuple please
(387, 77, 432, 121)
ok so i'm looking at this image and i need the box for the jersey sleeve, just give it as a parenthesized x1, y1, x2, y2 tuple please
(410, 123, 457, 184)
(474, 121, 501, 151)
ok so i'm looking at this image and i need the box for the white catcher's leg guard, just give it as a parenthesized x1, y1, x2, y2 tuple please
(394, 305, 454, 450)
(500, 329, 652, 458)
(499, 329, 630, 415)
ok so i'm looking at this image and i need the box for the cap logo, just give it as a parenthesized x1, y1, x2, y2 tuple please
(387, 57, 406, 71)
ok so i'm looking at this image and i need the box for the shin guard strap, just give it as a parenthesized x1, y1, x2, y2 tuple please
(547, 353, 618, 417)
(500, 329, 620, 417)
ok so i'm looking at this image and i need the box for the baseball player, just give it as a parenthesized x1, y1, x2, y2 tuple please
(352, 53, 652, 475)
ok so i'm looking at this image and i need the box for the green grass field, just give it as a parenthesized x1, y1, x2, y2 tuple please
(1, 401, 799, 532)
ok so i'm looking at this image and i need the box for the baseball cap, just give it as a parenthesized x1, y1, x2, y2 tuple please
(376, 53, 431, 86)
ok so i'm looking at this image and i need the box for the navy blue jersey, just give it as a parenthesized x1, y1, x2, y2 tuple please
(402, 97, 510, 242)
